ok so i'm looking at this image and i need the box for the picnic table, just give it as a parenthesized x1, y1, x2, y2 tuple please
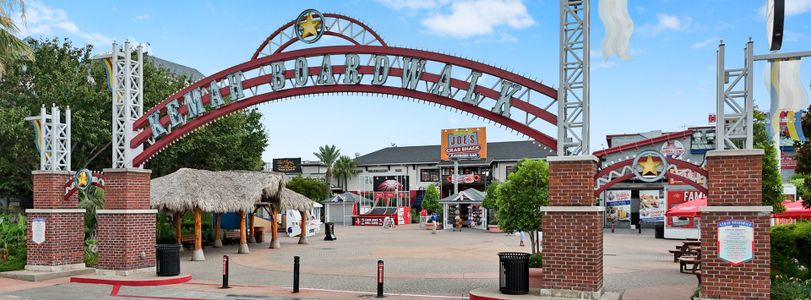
(668, 240, 702, 275)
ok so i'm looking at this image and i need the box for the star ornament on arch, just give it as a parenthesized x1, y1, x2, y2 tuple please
(639, 155, 661, 176)
(295, 9, 325, 44)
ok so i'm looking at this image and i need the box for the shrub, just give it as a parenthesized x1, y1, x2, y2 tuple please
(84, 240, 98, 267)
(529, 252, 542, 268)
(771, 222, 811, 280)
(771, 276, 811, 300)
(0, 214, 27, 272)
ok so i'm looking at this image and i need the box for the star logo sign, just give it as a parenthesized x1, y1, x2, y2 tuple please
(638, 155, 661, 176)
(295, 9, 325, 44)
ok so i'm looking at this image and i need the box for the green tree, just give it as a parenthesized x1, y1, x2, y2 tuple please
(496, 159, 549, 254)
(332, 155, 357, 190)
(754, 110, 784, 212)
(286, 175, 328, 202)
(481, 180, 501, 225)
(313, 145, 340, 198)
(421, 184, 440, 214)
(0, 0, 34, 76)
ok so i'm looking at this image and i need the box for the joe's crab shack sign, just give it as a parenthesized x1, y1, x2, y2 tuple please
(128, 10, 560, 167)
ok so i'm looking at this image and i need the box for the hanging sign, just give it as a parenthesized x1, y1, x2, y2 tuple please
(605, 190, 631, 221)
(639, 190, 665, 222)
(32, 217, 46, 244)
(660, 140, 686, 160)
(717, 219, 755, 266)
(441, 127, 487, 161)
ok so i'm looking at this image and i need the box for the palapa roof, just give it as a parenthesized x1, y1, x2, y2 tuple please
(324, 192, 371, 204)
(279, 187, 315, 212)
(150, 168, 285, 213)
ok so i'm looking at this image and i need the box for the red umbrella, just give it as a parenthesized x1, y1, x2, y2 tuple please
(773, 200, 811, 219)
(665, 197, 707, 218)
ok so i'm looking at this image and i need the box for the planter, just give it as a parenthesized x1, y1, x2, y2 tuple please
(488, 224, 502, 233)
(528, 267, 543, 289)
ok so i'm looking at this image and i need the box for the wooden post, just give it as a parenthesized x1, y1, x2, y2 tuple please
(174, 211, 183, 246)
(270, 206, 280, 249)
(248, 212, 256, 243)
(238, 210, 249, 253)
(298, 209, 309, 245)
(214, 213, 222, 248)
(192, 207, 204, 261)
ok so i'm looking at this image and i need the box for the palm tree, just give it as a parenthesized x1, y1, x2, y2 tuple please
(314, 145, 341, 198)
(333, 155, 358, 191)
(0, 0, 34, 76)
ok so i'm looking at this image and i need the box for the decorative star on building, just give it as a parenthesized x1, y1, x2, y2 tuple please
(639, 155, 661, 176)
(299, 13, 321, 38)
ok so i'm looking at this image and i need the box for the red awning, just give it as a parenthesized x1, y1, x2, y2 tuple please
(665, 197, 707, 218)
(773, 200, 811, 219)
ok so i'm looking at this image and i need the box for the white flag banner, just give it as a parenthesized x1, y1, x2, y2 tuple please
(599, 0, 634, 61)
(765, 59, 809, 136)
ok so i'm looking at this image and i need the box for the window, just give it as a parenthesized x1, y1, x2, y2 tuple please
(420, 169, 440, 182)
(505, 166, 514, 177)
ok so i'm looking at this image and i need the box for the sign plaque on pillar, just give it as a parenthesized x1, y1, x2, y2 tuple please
(717, 219, 754, 266)
(32, 217, 46, 244)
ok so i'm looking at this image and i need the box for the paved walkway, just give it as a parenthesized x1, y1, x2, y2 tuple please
(0, 225, 698, 299)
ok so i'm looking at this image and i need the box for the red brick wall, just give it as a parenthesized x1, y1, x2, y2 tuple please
(32, 172, 77, 209)
(103, 170, 151, 209)
(548, 159, 597, 206)
(541, 212, 603, 291)
(26, 212, 84, 266)
(97, 213, 156, 270)
(542, 157, 602, 292)
(701, 152, 770, 300)
(700, 212, 771, 299)
(706, 154, 762, 206)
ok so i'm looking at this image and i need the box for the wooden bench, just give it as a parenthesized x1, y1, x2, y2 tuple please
(180, 234, 198, 250)
(222, 230, 242, 245)
(679, 253, 701, 274)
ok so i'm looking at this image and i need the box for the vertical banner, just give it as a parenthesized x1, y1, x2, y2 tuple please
(441, 127, 487, 161)
(605, 190, 631, 222)
(639, 190, 665, 222)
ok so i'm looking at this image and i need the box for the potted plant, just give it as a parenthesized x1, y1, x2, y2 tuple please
(529, 252, 543, 288)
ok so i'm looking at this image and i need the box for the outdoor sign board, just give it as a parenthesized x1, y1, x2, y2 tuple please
(353, 216, 385, 226)
(440, 127, 487, 161)
(660, 140, 686, 159)
(689, 127, 716, 154)
(639, 190, 665, 222)
(667, 168, 707, 186)
(717, 219, 755, 266)
(373, 176, 409, 192)
(605, 190, 631, 222)
(272, 158, 302, 174)
(446, 173, 483, 184)
(781, 152, 797, 170)
(32, 217, 46, 244)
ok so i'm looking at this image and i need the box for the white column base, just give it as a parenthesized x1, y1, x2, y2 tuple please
(298, 236, 309, 245)
(238, 243, 250, 254)
(248, 236, 256, 244)
(25, 263, 86, 272)
(214, 239, 223, 248)
(270, 239, 280, 249)
(191, 249, 205, 261)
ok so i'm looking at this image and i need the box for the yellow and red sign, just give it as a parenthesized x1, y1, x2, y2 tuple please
(441, 127, 487, 161)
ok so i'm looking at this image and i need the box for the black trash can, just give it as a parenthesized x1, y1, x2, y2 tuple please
(655, 223, 665, 239)
(498, 252, 530, 295)
(156, 244, 181, 276)
(324, 222, 337, 241)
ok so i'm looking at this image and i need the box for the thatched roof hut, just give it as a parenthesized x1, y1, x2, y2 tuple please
(280, 188, 315, 212)
(150, 168, 285, 213)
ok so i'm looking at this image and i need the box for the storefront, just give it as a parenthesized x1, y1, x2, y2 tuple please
(439, 188, 488, 230)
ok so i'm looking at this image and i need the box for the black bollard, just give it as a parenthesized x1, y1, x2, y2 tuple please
(377, 260, 384, 298)
(221, 255, 229, 289)
(293, 256, 300, 293)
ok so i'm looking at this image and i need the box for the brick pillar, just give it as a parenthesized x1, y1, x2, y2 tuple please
(25, 170, 86, 272)
(96, 168, 157, 275)
(700, 150, 771, 300)
(540, 156, 603, 299)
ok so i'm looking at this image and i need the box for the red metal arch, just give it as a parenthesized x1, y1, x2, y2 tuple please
(593, 158, 708, 197)
(132, 85, 556, 167)
(252, 13, 388, 59)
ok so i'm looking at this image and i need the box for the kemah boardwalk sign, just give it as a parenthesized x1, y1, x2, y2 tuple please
(128, 10, 562, 168)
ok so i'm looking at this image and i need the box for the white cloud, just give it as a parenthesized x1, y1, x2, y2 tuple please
(637, 13, 698, 34)
(759, 0, 811, 16)
(375, 0, 450, 10)
(13, 0, 113, 46)
(691, 37, 721, 49)
(133, 14, 152, 22)
(421, 0, 535, 38)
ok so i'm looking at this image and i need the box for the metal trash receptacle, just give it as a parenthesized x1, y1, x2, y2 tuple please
(156, 244, 181, 276)
(655, 223, 664, 239)
(324, 222, 337, 241)
(254, 226, 265, 243)
(498, 252, 530, 295)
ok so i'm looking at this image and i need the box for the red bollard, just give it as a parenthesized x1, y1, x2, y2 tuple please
(377, 260, 384, 298)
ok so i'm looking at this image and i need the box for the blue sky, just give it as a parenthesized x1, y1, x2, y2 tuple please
(15, 0, 811, 161)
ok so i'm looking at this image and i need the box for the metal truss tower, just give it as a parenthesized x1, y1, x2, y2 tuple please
(715, 40, 754, 150)
(111, 41, 144, 168)
(558, 0, 590, 156)
(25, 104, 71, 171)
